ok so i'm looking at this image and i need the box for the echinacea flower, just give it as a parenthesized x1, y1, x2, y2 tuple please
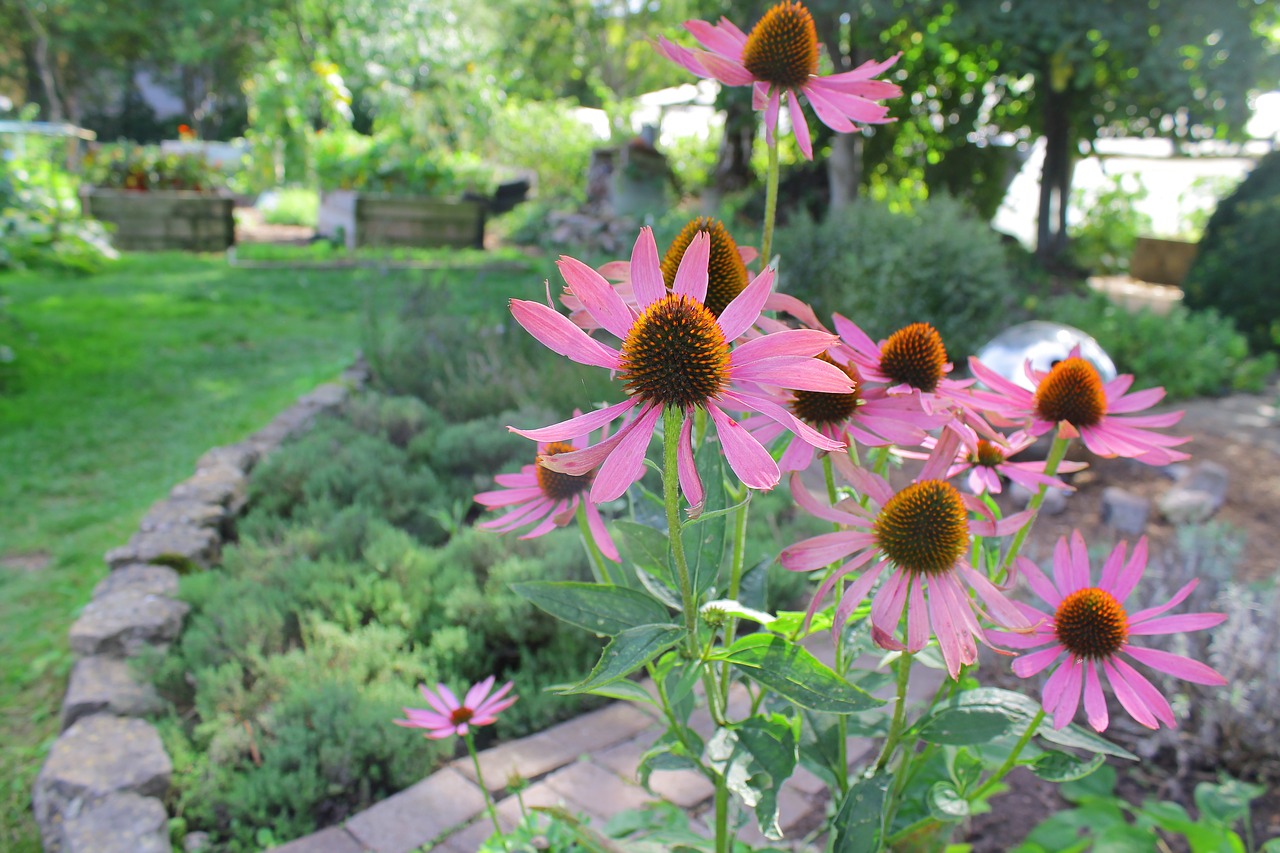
(562, 217, 760, 329)
(969, 346, 1191, 466)
(896, 430, 1087, 496)
(993, 532, 1226, 732)
(654, 1, 901, 159)
(509, 227, 852, 510)
(474, 427, 619, 561)
(780, 432, 1033, 678)
(395, 676, 517, 739)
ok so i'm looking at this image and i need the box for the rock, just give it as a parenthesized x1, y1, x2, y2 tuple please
(1100, 487, 1150, 535)
(61, 656, 165, 731)
(58, 793, 170, 853)
(168, 465, 246, 508)
(93, 564, 180, 600)
(195, 442, 259, 474)
(68, 591, 189, 657)
(1009, 483, 1068, 516)
(139, 499, 226, 534)
(33, 716, 172, 850)
(183, 831, 211, 852)
(1180, 461, 1229, 508)
(247, 405, 321, 454)
(296, 382, 348, 409)
(106, 525, 220, 570)
(1158, 488, 1221, 525)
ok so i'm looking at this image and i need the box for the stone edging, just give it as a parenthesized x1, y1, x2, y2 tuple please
(31, 359, 369, 853)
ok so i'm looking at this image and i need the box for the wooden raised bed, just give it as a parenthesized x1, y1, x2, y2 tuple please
(81, 189, 235, 252)
(317, 190, 484, 250)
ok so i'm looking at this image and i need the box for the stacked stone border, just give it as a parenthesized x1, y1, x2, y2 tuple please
(32, 360, 368, 853)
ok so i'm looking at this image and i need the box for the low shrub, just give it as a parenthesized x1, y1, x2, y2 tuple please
(1069, 172, 1152, 275)
(1182, 150, 1280, 352)
(83, 142, 225, 192)
(1, 153, 116, 274)
(259, 187, 319, 227)
(1040, 292, 1275, 400)
(773, 194, 1021, 361)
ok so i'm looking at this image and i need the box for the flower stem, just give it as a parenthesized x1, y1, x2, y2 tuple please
(759, 130, 780, 272)
(970, 708, 1046, 802)
(465, 730, 503, 841)
(715, 774, 731, 853)
(873, 649, 914, 775)
(822, 454, 850, 795)
(998, 434, 1072, 581)
(663, 406, 700, 658)
(719, 489, 750, 710)
(576, 501, 616, 586)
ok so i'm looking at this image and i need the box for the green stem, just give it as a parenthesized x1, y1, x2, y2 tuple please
(715, 774, 731, 853)
(759, 130, 780, 272)
(822, 454, 850, 795)
(873, 649, 914, 775)
(970, 708, 1046, 802)
(998, 434, 1072, 582)
(465, 731, 504, 842)
(662, 406, 700, 658)
(576, 501, 616, 586)
(719, 490, 750, 714)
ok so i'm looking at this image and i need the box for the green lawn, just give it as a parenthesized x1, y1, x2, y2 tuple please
(0, 251, 539, 850)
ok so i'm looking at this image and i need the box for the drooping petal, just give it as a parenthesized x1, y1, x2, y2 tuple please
(787, 89, 813, 159)
(684, 18, 746, 57)
(678, 414, 705, 516)
(510, 299, 622, 370)
(591, 403, 663, 502)
(925, 576, 962, 679)
(1110, 658, 1177, 729)
(721, 389, 845, 451)
(1051, 656, 1085, 730)
(474, 485, 545, 508)
(1082, 661, 1109, 732)
(906, 576, 929, 652)
(557, 255, 634, 340)
(718, 266, 777, 341)
(1012, 645, 1064, 678)
(733, 355, 855, 392)
(510, 398, 638, 443)
(1040, 656, 1077, 728)
(706, 402, 780, 490)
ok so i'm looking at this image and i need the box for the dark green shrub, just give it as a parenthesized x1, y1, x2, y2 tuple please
(1041, 292, 1276, 400)
(1182, 150, 1280, 352)
(773, 194, 1021, 360)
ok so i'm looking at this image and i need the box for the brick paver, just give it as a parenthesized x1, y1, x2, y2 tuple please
(345, 766, 485, 853)
(269, 826, 365, 853)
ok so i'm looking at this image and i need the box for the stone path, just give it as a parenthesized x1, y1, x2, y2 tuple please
(270, 639, 943, 853)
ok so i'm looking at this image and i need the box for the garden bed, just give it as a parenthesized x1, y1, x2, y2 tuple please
(316, 190, 485, 250)
(82, 188, 235, 252)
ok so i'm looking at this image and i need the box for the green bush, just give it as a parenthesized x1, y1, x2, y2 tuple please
(1182, 150, 1280, 352)
(773, 194, 1021, 361)
(1069, 173, 1152, 275)
(1, 151, 116, 273)
(260, 187, 319, 227)
(83, 142, 225, 192)
(1041, 291, 1276, 399)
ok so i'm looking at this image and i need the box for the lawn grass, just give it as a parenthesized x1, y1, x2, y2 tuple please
(0, 251, 545, 850)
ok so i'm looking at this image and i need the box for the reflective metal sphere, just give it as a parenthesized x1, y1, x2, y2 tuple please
(974, 321, 1116, 391)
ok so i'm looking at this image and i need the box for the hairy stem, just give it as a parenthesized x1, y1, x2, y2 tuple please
(466, 731, 504, 842)
(759, 131, 780, 271)
(999, 434, 1072, 581)
(663, 406, 699, 658)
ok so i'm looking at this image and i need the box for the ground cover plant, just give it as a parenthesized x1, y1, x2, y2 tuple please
(0, 252, 539, 852)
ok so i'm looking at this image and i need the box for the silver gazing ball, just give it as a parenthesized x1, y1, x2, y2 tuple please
(974, 322, 1117, 391)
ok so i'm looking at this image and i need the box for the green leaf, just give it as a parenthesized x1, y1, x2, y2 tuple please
(614, 520, 670, 579)
(512, 581, 672, 636)
(1194, 776, 1266, 828)
(559, 624, 684, 694)
(1037, 720, 1138, 761)
(1060, 764, 1117, 804)
(765, 610, 833, 638)
(1030, 751, 1105, 783)
(833, 772, 891, 853)
(947, 748, 985, 793)
(1093, 824, 1161, 852)
(710, 634, 882, 713)
(683, 443, 727, 595)
(738, 556, 769, 613)
(705, 715, 798, 841)
(544, 679, 656, 707)
(928, 782, 971, 822)
(918, 709, 1013, 746)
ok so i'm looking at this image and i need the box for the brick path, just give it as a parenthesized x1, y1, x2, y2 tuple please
(269, 638, 943, 853)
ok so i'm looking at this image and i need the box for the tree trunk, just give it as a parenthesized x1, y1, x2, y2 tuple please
(1037, 79, 1074, 262)
(822, 19, 862, 212)
(21, 1, 65, 121)
(713, 87, 756, 195)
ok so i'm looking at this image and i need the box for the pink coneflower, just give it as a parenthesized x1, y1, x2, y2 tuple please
(897, 430, 1087, 496)
(969, 346, 1190, 465)
(509, 227, 852, 510)
(655, 1, 901, 159)
(993, 532, 1226, 732)
(780, 433, 1033, 678)
(394, 676, 517, 739)
(474, 429, 619, 561)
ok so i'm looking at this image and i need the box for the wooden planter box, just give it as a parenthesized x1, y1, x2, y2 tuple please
(1129, 237, 1198, 286)
(316, 190, 484, 250)
(82, 189, 235, 252)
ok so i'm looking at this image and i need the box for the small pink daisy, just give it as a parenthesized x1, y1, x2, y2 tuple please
(509, 227, 852, 511)
(994, 532, 1226, 732)
(968, 346, 1191, 465)
(474, 429, 619, 562)
(897, 430, 1087, 496)
(654, 1, 901, 159)
(394, 676, 517, 739)
(780, 432, 1034, 678)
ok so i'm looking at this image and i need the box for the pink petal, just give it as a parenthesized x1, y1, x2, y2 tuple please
(733, 355, 854, 392)
(463, 675, 496, 711)
(763, 88, 781, 145)
(721, 389, 844, 451)
(961, 565, 1031, 630)
(585, 501, 620, 562)
(1067, 530, 1091, 591)
(1042, 656, 1080, 729)
(1018, 555, 1063, 608)
(787, 90, 813, 159)
(788, 472, 865, 526)
(825, 52, 902, 83)
(1107, 386, 1165, 413)
(557, 255, 634, 340)
(804, 551, 877, 631)
(906, 576, 929, 652)
(519, 507, 564, 540)
(706, 402, 779, 490)
(510, 398, 637, 443)
(1109, 658, 1176, 729)
(684, 19, 746, 57)
(474, 486, 544, 508)
(781, 530, 861, 572)
(671, 231, 710, 304)
(1083, 661, 1109, 732)
(510, 299, 621, 370)
(1110, 536, 1148, 603)
(653, 37, 712, 78)
(591, 404, 663, 502)
(717, 266, 776, 341)
(730, 328, 834, 368)
(629, 227, 665, 310)
(829, 554, 886, 630)
(1012, 645, 1064, 678)
(925, 576, 962, 679)
(696, 49, 758, 86)
(1128, 611, 1226, 636)
(1102, 659, 1158, 729)
(436, 683, 461, 711)
(1051, 535, 1074, 598)
(678, 415, 705, 516)
(1122, 646, 1226, 686)
(800, 82, 855, 132)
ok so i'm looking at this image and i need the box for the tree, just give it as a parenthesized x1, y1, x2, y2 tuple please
(955, 0, 1280, 261)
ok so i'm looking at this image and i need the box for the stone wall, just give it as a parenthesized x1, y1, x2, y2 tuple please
(32, 360, 368, 853)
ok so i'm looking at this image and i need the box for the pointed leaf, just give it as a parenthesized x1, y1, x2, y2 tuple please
(559, 624, 684, 694)
(683, 442, 727, 595)
(927, 782, 971, 822)
(710, 634, 882, 713)
(513, 581, 673, 636)
(833, 772, 891, 853)
(1029, 751, 1105, 783)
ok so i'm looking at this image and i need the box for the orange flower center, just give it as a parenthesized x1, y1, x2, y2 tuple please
(661, 217, 750, 317)
(449, 706, 475, 725)
(874, 480, 969, 575)
(620, 293, 730, 410)
(879, 323, 948, 393)
(1054, 587, 1129, 659)
(791, 355, 862, 425)
(971, 439, 1006, 468)
(1033, 357, 1106, 428)
(742, 1, 819, 89)
(535, 441, 594, 500)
